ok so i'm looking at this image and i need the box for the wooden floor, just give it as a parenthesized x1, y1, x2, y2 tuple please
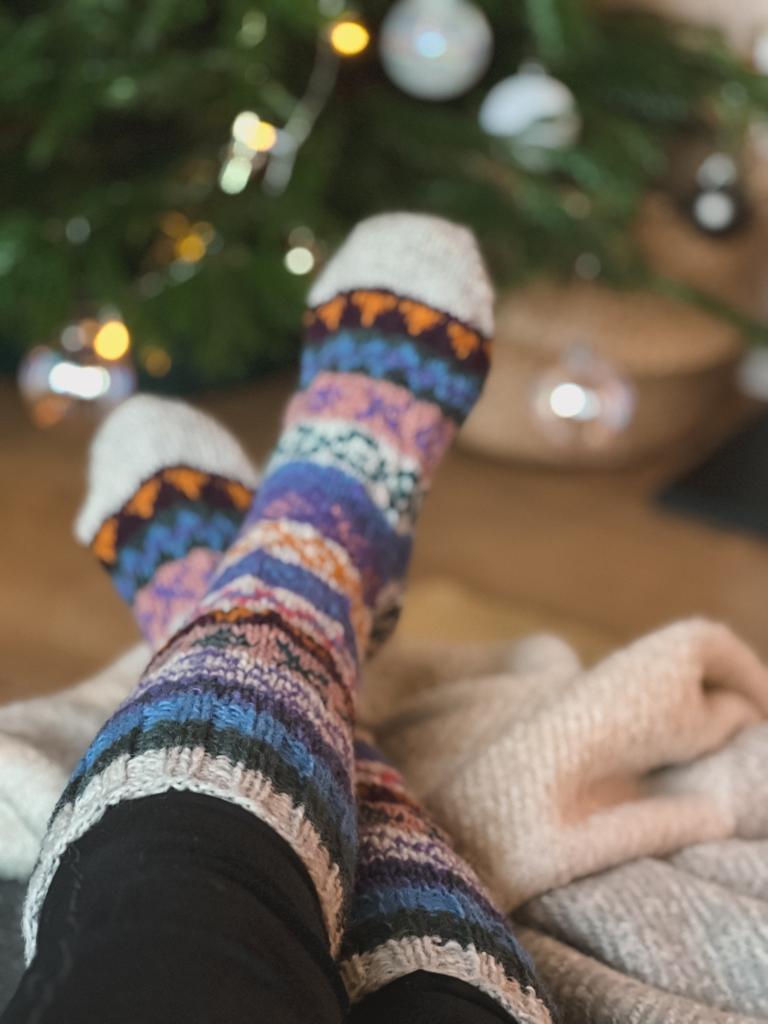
(3, 373, 768, 703)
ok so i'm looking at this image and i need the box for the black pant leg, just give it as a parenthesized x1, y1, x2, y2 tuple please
(349, 971, 516, 1024)
(2, 791, 347, 1024)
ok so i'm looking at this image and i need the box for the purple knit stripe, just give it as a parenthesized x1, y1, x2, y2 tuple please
(145, 601, 353, 695)
(248, 462, 410, 607)
(140, 623, 355, 729)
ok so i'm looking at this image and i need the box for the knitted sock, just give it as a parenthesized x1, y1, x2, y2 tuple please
(23, 212, 494, 970)
(346, 732, 555, 1023)
(74, 394, 259, 650)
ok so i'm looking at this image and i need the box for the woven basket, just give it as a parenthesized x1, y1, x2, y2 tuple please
(460, 279, 743, 468)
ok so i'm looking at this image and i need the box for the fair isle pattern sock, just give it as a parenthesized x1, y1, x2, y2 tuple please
(23, 213, 493, 963)
(344, 734, 555, 1024)
(295, 214, 493, 650)
(74, 395, 259, 649)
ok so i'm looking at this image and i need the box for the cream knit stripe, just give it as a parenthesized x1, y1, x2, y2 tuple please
(23, 748, 345, 960)
(307, 213, 495, 337)
(341, 938, 552, 1024)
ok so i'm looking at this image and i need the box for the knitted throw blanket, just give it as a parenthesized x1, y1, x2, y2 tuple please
(367, 620, 768, 1022)
(0, 619, 766, 1020)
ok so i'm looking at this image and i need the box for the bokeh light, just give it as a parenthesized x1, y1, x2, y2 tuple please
(330, 19, 370, 56)
(93, 320, 131, 361)
(142, 346, 173, 377)
(284, 246, 315, 275)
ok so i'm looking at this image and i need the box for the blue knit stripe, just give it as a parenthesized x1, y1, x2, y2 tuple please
(300, 330, 484, 422)
(71, 688, 356, 845)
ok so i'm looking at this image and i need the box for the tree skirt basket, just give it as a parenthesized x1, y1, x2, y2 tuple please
(460, 279, 744, 468)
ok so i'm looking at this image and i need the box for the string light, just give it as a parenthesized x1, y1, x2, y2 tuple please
(160, 211, 190, 238)
(753, 27, 768, 74)
(49, 362, 111, 400)
(252, 120, 278, 151)
(329, 18, 370, 56)
(221, 15, 365, 198)
(93, 320, 131, 361)
(64, 216, 91, 245)
(231, 111, 278, 152)
(219, 155, 253, 194)
(61, 324, 86, 352)
(238, 10, 267, 47)
(142, 346, 172, 377)
(284, 246, 315, 275)
(175, 232, 207, 263)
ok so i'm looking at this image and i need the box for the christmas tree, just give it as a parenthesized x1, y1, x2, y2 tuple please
(3, 0, 768, 392)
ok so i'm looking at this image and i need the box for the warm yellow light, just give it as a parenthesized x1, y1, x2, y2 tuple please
(93, 320, 131, 361)
(231, 111, 278, 152)
(142, 346, 172, 377)
(175, 232, 207, 263)
(250, 119, 278, 152)
(330, 19, 370, 56)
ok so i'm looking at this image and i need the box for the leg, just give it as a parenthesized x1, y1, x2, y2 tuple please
(12, 213, 496, 1019)
(3, 793, 345, 1024)
(344, 735, 554, 1024)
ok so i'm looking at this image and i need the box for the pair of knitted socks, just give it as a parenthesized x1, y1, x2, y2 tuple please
(24, 215, 554, 1022)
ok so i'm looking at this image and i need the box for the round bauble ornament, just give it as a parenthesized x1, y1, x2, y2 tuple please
(684, 152, 749, 237)
(479, 63, 581, 162)
(531, 344, 636, 451)
(752, 25, 768, 73)
(379, 0, 493, 101)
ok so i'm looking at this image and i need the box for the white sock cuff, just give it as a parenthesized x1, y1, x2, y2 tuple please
(307, 212, 495, 337)
(74, 395, 260, 545)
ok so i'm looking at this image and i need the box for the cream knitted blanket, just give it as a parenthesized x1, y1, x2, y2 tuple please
(366, 620, 768, 1021)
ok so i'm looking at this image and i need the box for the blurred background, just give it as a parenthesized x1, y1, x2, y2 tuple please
(4, 0, 768, 697)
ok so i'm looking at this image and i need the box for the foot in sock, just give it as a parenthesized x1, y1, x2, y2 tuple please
(74, 394, 259, 649)
(27, 213, 553, 1020)
(344, 733, 554, 1022)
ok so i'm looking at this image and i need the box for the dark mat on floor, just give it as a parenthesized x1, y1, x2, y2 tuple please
(658, 410, 768, 538)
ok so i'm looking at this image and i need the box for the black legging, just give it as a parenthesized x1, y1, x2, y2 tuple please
(2, 792, 510, 1023)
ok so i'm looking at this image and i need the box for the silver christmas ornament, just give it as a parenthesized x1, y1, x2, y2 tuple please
(379, 0, 493, 101)
(479, 63, 581, 159)
(531, 344, 635, 450)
